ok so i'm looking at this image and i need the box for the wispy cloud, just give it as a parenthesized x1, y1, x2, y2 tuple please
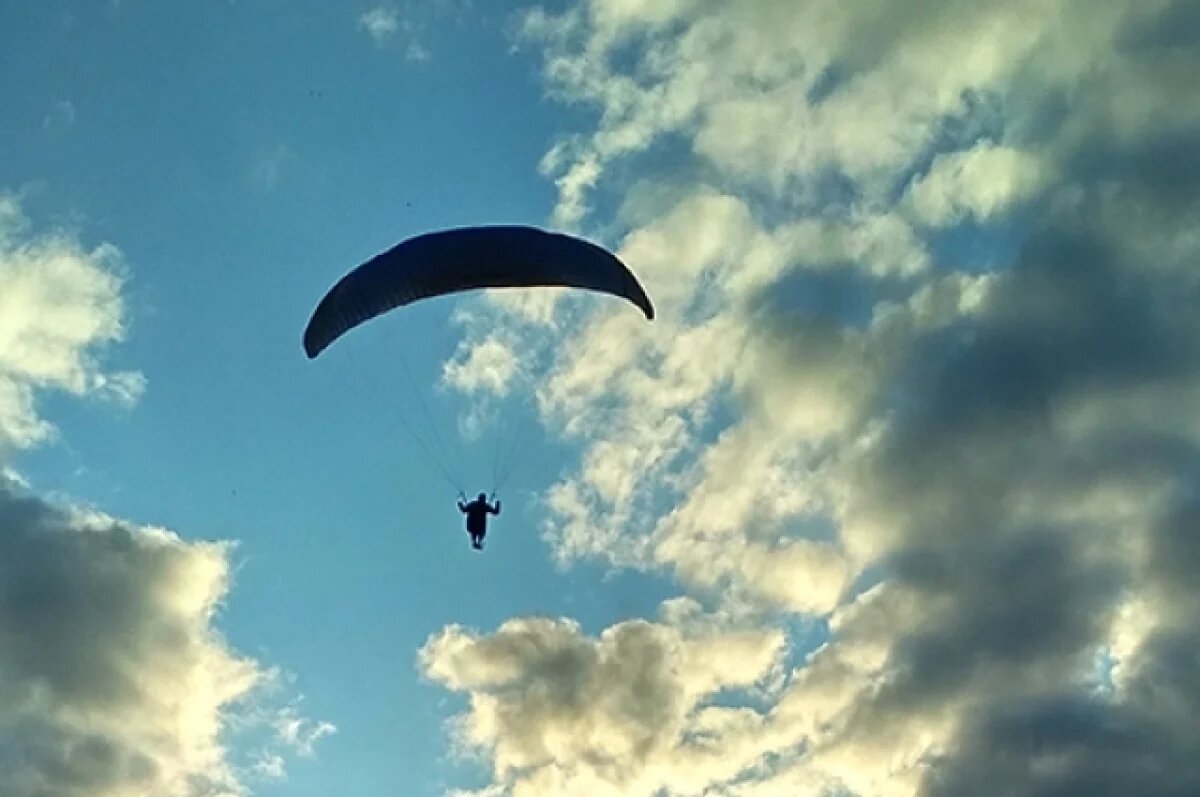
(358, 4, 433, 61)
(250, 143, 293, 190)
(358, 6, 400, 43)
(42, 100, 76, 131)
(431, 1, 1200, 795)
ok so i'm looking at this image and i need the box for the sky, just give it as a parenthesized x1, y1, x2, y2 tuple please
(1, 1, 1199, 796)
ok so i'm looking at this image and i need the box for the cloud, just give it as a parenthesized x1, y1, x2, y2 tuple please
(42, 100, 76, 132)
(0, 197, 332, 794)
(0, 195, 143, 456)
(358, 5, 431, 60)
(430, 0, 1200, 795)
(420, 611, 786, 797)
(903, 141, 1052, 226)
(443, 335, 520, 397)
(358, 7, 400, 42)
(249, 144, 293, 191)
(519, 0, 1074, 225)
(271, 702, 338, 758)
(0, 479, 282, 796)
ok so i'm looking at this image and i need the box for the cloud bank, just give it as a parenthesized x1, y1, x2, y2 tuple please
(425, 1, 1200, 795)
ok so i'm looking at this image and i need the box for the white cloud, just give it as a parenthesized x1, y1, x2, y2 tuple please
(520, 0, 1089, 220)
(271, 703, 337, 758)
(358, 7, 399, 42)
(443, 335, 519, 397)
(43, 100, 76, 131)
(420, 611, 786, 796)
(250, 144, 293, 191)
(251, 752, 286, 781)
(904, 141, 1052, 226)
(0, 195, 143, 456)
(358, 5, 432, 60)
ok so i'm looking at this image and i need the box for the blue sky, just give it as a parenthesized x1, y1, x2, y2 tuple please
(2, 2, 1200, 797)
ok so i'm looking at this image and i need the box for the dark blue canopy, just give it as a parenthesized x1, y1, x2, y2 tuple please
(303, 226, 654, 358)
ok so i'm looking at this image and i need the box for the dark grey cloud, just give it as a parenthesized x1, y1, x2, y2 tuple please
(0, 468, 333, 795)
(924, 690, 1200, 797)
(841, 10, 1200, 791)
(0, 478, 259, 796)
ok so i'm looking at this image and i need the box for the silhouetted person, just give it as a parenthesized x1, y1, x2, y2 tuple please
(458, 492, 500, 550)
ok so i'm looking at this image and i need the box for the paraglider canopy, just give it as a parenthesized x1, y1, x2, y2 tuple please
(303, 225, 654, 358)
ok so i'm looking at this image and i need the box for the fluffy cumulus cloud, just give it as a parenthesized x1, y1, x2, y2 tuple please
(421, 604, 788, 797)
(0, 196, 144, 456)
(425, 0, 1200, 795)
(0, 197, 331, 795)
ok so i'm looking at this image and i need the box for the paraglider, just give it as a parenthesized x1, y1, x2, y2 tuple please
(302, 225, 654, 359)
(457, 492, 500, 550)
(302, 224, 654, 552)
